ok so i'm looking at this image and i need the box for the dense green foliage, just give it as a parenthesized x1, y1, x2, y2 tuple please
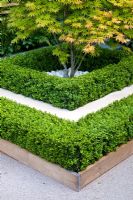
(0, 1, 53, 57)
(0, 16, 53, 57)
(1, 96, 133, 171)
(1, 48, 133, 110)
(0, 16, 14, 57)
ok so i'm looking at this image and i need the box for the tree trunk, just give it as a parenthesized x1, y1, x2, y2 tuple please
(64, 69, 69, 78)
(69, 44, 76, 77)
(70, 67, 76, 77)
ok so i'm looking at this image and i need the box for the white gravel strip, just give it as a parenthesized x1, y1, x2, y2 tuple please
(0, 85, 133, 121)
(47, 68, 88, 77)
(0, 153, 133, 200)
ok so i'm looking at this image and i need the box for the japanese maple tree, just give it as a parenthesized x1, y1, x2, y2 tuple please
(8, 0, 133, 77)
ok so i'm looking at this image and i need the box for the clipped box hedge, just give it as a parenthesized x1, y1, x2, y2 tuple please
(2, 46, 130, 72)
(1, 47, 133, 110)
(1, 95, 133, 172)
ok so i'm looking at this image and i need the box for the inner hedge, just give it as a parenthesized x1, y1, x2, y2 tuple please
(1, 96, 133, 172)
(2, 47, 132, 72)
(1, 51, 133, 110)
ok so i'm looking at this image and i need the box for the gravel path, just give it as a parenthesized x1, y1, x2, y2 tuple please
(1, 85, 133, 121)
(0, 153, 133, 200)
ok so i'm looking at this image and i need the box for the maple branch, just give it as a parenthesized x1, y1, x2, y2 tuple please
(52, 33, 59, 45)
(75, 53, 86, 72)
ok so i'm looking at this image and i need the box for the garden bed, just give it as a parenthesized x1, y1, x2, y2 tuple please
(1, 0, 133, 192)
(1, 47, 133, 110)
(1, 47, 133, 190)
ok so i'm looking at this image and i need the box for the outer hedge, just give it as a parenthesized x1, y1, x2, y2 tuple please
(1, 96, 133, 172)
(1, 53, 133, 110)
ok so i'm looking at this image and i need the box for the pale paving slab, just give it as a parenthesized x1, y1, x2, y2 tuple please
(0, 153, 133, 200)
(0, 85, 133, 121)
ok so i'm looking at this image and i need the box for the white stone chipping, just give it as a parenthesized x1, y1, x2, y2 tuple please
(47, 68, 88, 78)
(0, 85, 133, 121)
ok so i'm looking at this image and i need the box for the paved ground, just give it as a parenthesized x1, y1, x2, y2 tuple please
(0, 153, 133, 200)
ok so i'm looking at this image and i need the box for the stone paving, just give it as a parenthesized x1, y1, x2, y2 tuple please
(0, 153, 133, 200)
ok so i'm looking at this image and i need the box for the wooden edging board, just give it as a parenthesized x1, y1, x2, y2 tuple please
(0, 139, 133, 191)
